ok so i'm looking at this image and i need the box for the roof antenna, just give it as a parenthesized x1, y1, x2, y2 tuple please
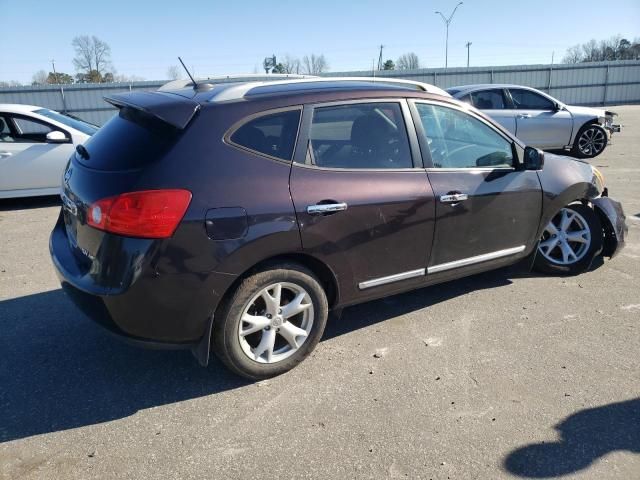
(178, 56, 213, 91)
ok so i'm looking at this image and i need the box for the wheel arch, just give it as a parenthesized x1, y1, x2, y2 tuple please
(215, 252, 341, 316)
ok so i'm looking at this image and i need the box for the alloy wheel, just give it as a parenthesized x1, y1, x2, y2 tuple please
(238, 282, 314, 363)
(538, 208, 592, 265)
(577, 126, 606, 156)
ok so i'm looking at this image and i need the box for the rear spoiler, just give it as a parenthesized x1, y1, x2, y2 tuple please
(104, 91, 200, 129)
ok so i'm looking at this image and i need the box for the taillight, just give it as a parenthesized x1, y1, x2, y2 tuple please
(87, 189, 192, 239)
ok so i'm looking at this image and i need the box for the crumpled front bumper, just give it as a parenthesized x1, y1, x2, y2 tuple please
(592, 195, 627, 258)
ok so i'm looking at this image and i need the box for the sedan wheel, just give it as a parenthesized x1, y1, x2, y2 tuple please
(574, 125, 607, 158)
(534, 204, 602, 275)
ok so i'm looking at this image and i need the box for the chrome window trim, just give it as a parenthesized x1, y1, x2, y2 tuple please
(223, 105, 303, 164)
(427, 245, 526, 274)
(358, 268, 425, 290)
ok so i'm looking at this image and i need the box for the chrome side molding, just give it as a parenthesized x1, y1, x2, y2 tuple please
(358, 268, 425, 290)
(427, 245, 526, 274)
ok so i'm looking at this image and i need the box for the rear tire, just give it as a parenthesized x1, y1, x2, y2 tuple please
(534, 204, 602, 275)
(212, 263, 328, 380)
(572, 123, 607, 159)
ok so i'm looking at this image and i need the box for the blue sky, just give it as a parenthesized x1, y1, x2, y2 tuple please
(1, 0, 638, 83)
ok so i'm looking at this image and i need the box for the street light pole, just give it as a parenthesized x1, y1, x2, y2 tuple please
(435, 2, 463, 69)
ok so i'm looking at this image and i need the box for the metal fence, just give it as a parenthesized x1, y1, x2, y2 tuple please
(2, 60, 639, 126)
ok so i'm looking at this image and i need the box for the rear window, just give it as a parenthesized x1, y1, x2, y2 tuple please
(77, 107, 180, 170)
(229, 109, 301, 161)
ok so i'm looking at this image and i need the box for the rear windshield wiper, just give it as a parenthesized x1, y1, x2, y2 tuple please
(76, 144, 90, 160)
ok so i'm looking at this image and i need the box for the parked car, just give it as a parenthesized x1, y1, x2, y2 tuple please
(0, 104, 97, 199)
(50, 78, 627, 379)
(446, 85, 621, 158)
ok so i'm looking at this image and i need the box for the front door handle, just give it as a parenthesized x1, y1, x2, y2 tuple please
(517, 113, 532, 119)
(440, 193, 468, 203)
(307, 202, 348, 215)
(0, 151, 13, 158)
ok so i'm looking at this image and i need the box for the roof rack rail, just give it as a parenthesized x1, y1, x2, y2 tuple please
(158, 74, 317, 91)
(207, 76, 450, 102)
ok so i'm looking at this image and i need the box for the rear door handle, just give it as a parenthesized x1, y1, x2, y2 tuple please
(440, 193, 468, 203)
(0, 151, 13, 158)
(307, 202, 348, 215)
(517, 113, 531, 119)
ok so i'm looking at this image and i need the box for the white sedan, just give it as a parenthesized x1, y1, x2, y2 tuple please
(0, 104, 98, 199)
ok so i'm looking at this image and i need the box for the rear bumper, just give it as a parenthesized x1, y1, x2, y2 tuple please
(50, 212, 236, 349)
(592, 196, 627, 258)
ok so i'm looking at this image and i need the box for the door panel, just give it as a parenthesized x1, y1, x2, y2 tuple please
(427, 170, 542, 267)
(290, 167, 435, 302)
(412, 101, 543, 274)
(508, 89, 573, 149)
(0, 142, 73, 192)
(290, 100, 435, 304)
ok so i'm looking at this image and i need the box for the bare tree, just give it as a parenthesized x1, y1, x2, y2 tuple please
(302, 54, 328, 74)
(32, 70, 48, 85)
(166, 65, 182, 80)
(396, 52, 420, 70)
(72, 35, 113, 79)
(562, 45, 582, 64)
(0, 80, 23, 87)
(282, 54, 301, 74)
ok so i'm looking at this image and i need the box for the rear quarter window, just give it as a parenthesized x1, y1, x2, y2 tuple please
(229, 109, 301, 161)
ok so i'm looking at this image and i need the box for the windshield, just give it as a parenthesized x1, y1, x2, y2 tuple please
(34, 108, 99, 136)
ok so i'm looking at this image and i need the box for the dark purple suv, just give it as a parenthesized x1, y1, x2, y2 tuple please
(50, 78, 627, 379)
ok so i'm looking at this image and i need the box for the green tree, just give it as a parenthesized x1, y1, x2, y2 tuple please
(382, 59, 395, 70)
(47, 72, 74, 84)
(272, 63, 286, 74)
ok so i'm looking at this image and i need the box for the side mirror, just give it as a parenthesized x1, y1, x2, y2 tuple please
(524, 146, 544, 170)
(554, 103, 563, 111)
(46, 131, 69, 144)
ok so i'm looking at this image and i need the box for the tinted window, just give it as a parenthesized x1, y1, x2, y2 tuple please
(416, 103, 513, 169)
(8, 116, 56, 143)
(79, 107, 179, 171)
(230, 109, 300, 161)
(509, 89, 555, 110)
(470, 89, 506, 109)
(308, 103, 412, 169)
(35, 108, 98, 135)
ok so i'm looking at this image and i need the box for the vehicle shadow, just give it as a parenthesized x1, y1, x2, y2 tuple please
(503, 398, 640, 478)
(0, 195, 60, 212)
(0, 267, 532, 444)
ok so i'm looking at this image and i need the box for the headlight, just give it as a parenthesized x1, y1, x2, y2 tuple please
(591, 165, 605, 192)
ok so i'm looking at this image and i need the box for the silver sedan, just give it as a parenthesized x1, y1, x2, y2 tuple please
(0, 104, 97, 199)
(446, 84, 620, 158)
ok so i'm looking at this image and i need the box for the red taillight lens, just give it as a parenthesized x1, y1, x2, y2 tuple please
(87, 189, 192, 239)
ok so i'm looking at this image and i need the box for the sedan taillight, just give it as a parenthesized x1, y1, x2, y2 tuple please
(87, 189, 192, 239)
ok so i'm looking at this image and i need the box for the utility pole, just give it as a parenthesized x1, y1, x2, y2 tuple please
(377, 45, 384, 71)
(435, 2, 463, 69)
(51, 59, 68, 113)
(465, 42, 472, 67)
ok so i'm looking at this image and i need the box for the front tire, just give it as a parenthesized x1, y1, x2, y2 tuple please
(572, 123, 607, 158)
(534, 204, 603, 275)
(212, 264, 328, 380)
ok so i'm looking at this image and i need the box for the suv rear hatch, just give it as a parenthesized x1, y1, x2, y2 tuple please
(54, 91, 199, 290)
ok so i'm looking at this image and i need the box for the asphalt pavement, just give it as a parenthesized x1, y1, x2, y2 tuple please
(1, 106, 639, 479)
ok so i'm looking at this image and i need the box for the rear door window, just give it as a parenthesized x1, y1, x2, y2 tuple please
(470, 89, 506, 109)
(230, 109, 301, 161)
(307, 102, 412, 169)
